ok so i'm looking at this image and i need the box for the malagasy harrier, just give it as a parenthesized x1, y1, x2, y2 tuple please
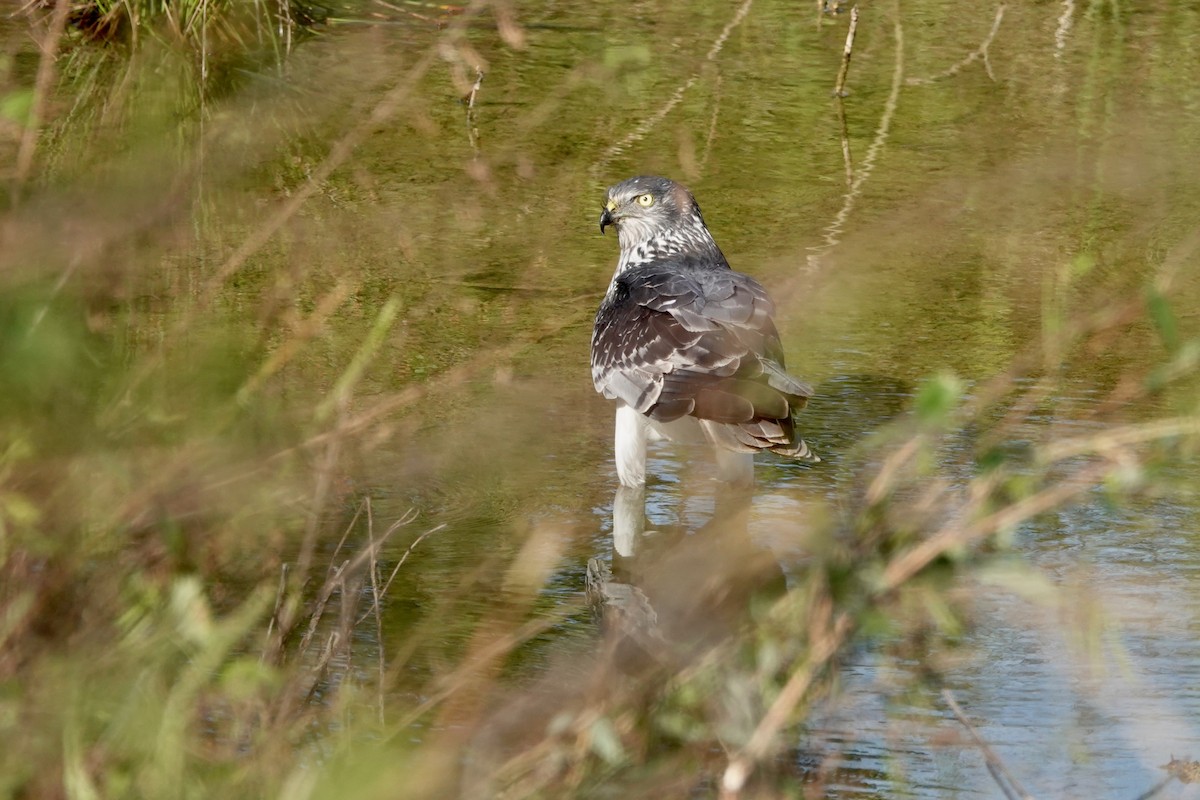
(591, 175, 818, 487)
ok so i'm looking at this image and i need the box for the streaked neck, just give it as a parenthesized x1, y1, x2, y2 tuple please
(612, 213, 726, 280)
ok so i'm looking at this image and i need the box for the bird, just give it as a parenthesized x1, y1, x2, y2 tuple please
(591, 175, 818, 488)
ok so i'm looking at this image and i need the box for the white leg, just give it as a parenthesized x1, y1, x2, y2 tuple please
(614, 404, 649, 487)
(612, 484, 646, 558)
(715, 448, 754, 486)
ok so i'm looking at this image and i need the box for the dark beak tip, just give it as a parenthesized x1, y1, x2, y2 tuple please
(599, 208, 614, 235)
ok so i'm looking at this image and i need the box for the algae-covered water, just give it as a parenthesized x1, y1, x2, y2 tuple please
(4, 1, 1200, 796)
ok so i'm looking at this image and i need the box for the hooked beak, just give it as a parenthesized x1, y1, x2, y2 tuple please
(599, 200, 618, 234)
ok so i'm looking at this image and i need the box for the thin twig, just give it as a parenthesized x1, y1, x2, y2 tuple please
(1035, 418, 1200, 465)
(334, 513, 416, 594)
(880, 462, 1108, 592)
(268, 496, 363, 663)
(294, 414, 344, 594)
(906, 4, 1006, 86)
(592, 0, 753, 176)
(266, 306, 593, 462)
(832, 6, 860, 97)
(263, 563, 290, 663)
(365, 497, 387, 725)
(302, 631, 342, 706)
(329, 496, 367, 571)
(12, 0, 71, 202)
(831, 7, 859, 187)
(378, 522, 445, 599)
(296, 560, 348, 656)
(300, 566, 362, 707)
(390, 602, 580, 733)
(1133, 775, 1176, 800)
(807, 11, 904, 271)
(1053, 0, 1075, 60)
(235, 278, 358, 405)
(835, 93, 854, 186)
(465, 66, 484, 154)
(466, 66, 484, 109)
(943, 690, 1036, 800)
(108, 2, 490, 411)
(721, 602, 855, 797)
(698, 73, 723, 175)
(353, 509, 426, 626)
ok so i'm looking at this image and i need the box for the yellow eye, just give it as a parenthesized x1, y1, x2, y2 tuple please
(635, 193, 654, 207)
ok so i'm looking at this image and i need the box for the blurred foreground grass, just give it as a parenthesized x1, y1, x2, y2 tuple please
(2, 2, 1200, 798)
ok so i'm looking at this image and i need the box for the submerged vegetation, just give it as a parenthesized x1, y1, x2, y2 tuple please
(33, 0, 329, 48)
(2, 0, 1200, 798)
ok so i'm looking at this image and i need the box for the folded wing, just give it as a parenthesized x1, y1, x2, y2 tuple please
(591, 257, 815, 456)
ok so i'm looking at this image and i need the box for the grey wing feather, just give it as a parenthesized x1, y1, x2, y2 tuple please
(591, 259, 813, 445)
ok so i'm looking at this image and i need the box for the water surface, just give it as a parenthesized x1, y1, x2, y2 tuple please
(324, 1, 1200, 795)
(11, 0, 1200, 795)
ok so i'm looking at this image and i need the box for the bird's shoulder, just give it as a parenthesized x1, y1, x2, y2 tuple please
(606, 255, 775, 324)
(592, 253, 784, 382)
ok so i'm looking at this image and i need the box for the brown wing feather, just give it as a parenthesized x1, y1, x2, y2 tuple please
(591, 257, 813, 454)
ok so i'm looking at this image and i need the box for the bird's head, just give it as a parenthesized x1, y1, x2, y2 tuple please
(599, 175, 706, 249)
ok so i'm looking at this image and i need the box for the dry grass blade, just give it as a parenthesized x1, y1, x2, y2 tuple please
(296, 559, 349, 657)
(721, 598, 855, 797)
(236, 278, 358, 404)
(391, 602, 581, 733)
(108, 2, 488, 408)
(1036, 418, 1200, 465)
(591, 0, 754, 176)
(880, 462, 1109, 592)
(264, 563, 291, 664)
(465, 66, 484, 154)
(366, 497, 387, 723)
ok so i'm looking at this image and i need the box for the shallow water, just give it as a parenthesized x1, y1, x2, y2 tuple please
(10, 0, 1200, 795)
(318, 0, 1200, 795)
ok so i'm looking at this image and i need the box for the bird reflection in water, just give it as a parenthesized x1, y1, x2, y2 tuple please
(587, 481, 788, 674)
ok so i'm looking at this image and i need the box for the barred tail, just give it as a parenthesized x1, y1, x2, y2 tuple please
(770, 436, 820, 462)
